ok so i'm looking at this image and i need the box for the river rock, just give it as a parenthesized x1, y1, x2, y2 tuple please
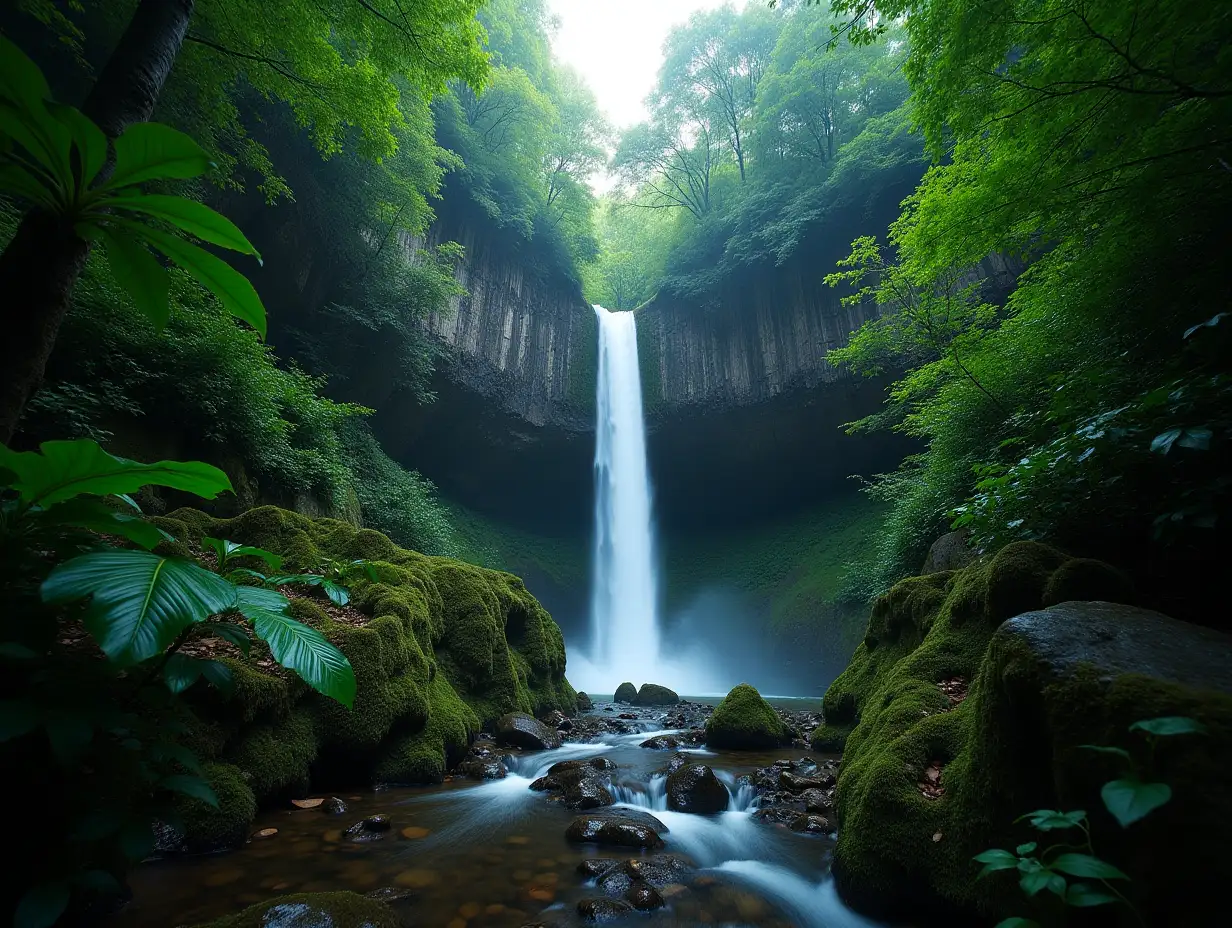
(578, 858, 620, 878)
(921, 529, 976, 574)
(455, 740, 508, 779)
(191, 891, 399, 928)
(640, 735, 681, 750)
(549, 757, 617, 775)
(666, 763, 728, 813)
(704, 683, 789, 750)
(577, 692, 593, 711)
(320, 797, 348, 815)
(614, 682, 637, 704)
(577, 898, 635, 922)
(566, 810, 667, 849)
(801, 788, 833, 815)
(779, 770, 834, 792)
(662, 752, 693, 775)
(634, 683, 680, 706)
(596, 856, 692, 896)
(790, 813, 833, 834)
(626, 883, 665, 910)
(495, 712, 561, 751)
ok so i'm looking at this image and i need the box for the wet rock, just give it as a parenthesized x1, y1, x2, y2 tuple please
(577, 692, 593, 711)
(457, 758, 507, 779)
(565, 775, 614, 811)
(321, 797, 348, 815)
(597, 856, 692, 897)
(530, 775, 559, 792)
(640, 735, 681, 750)
(577, 898, 635, 922)
(705, 683, 789, 750)
(364, 887, 415, 904)
(751, 807, 799, 826)
(549, 758, 616, 775)
(633, 684, 680, 706)
(578, 858, 620, 878)
(566, 810, 667, 849)
(343, 815, 391, 842)
(626, 883, 665, 910)
(199, 891, 399, 928)
(800, 788, 833, 815)
(540, 709, 568, 728)
(496, 712, 562, 751)
(362, 814, 391, 831)
(618, 712, 637, 720)
(779, 770, 835, 792)
(790, 813, 833, 834)
(663, 752, 693, 775)
(666, 764, 728, 814)
(614, 682, 637, 704)
(557, 718, 573, 732)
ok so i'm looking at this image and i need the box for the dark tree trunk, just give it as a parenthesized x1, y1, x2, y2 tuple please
(0, 0, 194, 444)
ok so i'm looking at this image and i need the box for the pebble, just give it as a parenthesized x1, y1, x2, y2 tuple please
(400, 826, 430, 839)
(394, 869, 440, 889)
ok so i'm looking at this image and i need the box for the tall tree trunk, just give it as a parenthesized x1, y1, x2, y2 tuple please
(0, 0, 195, 444)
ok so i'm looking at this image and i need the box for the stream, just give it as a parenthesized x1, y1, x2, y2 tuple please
(113, 701, 890, 928)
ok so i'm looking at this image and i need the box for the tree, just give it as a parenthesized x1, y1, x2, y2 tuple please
(0, 0, 489, 442)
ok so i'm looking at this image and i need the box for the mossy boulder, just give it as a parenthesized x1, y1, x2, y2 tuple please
(614, 682, 637, 704)
(819, 542, 1232, 925)
(151, 506, 576, 847)
(704, 684, 787, 749)
(190, 892, 398, 928)
(634, 684, 680, 706)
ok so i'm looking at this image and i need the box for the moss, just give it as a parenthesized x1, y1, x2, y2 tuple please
(191, 892, 398, 928)
(818, 541, 1232, 924)
(224, 708, 319, 800)
(1042, 557, 1133, 606)
(705, 683, 788, 749)
(373, 674, 479, 784)
(177, 762, 257, 853)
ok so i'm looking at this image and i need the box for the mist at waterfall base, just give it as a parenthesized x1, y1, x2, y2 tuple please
(568, 306, 815, 697)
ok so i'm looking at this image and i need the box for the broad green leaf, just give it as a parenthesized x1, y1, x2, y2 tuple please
(161, 773, 219, 808)
(268, 573, 324, 587)
(1065, 882, 1119, 907)
(203, 537, 282, 571)
(1101, 778, 1171, 827)
(0, 161, 58, 208)
(41, 550, 238, 666)
(14, 880, 70, 928)
(133, 222, 267, 337)
(1077, 744, 1131, 761)
(1129, 716, 1207, 737)
(323, 580, 350, 607)
(1150, 428, 1181, 454)
(0, 438, 232, 506)
(1017, 808, 1086, 831)
(1019, 869, 1065, 897)
(163, 653, 205, 694)
(200, 659, 234, 695)
(1050, 853, 1129, 881)
(205, 622, 252, 655)
(44, 709, 94, 764)
(1177, 427, 1212, 451)
(49, 103, 106, 187)
(0, 99, 71, 190)
(109, 121, 211, 189)
(38, 496, 170, 549)
(108, 194, 261, 257)
(0, 699, 39, 740)
(0, 34, 51, 103)
(973, 848, 1018, 875)
(226, 567, 270, 583)
(236, 588, 355, 707)
(99, 228, 171, 328)
(1015, 842, 1037, 856)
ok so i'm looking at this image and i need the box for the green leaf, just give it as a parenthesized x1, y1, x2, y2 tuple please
(1177, 427, 1212, 451)
(1015, 842, 1037, 856)
(994, 920, 1040, 928)
(38, 496, 170, 550)
(1129, 716, 1207, 736)
(163, 653, 205, 694)
(41, 550, 238, 666)
(108, 121, 211, 189)
(130, 221, 267, 337)
(0, 98, 71, 189)
(44, 709, 94, 764)
(108, 194, 261, 258)
(0, 34, 51, 103)
(0, 642, 37, 660)
(161, 773, 219, 808)
(99, 228, 171, 328)
(236, 588, 356, 707)
(1017, 809, 1087, 831)
(0, 161, 58, 209)
(49, 103, 106, 188)
(1051, 853, 1129, 881)
(973, 848, 1019, 875)
(1150, 428, 1181, 454)
(0, 699, 39, 740)
(1065, 882, 1120, 907)
(203, 537, 282, 571)
(200, 659, 234, 695)
(1078, 744, 1131, 761)
(323, 580, 350, 607)
(204, 622, 252, 656)
(1101, 778, 1172, 827)
(0, 438, 232, 507)
(14, 880, 70, 928)
(1019, 869, 1065, 897)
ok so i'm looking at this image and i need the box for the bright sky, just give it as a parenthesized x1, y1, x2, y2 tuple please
(546, 0, 748, 129)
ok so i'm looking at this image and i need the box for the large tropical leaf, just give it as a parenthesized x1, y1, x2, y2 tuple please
(99, 228, 171, 328)
(0, 161, 57, 209)
(37, 496, 171, 549)
(130, 222, 267, 337)
(108, 194, 261, 257)
(0, 439, 232, 506)
(41, 550, 237, 665)
(234, 587, 355, 707)
(0, 34, 50, 104)
(108, 122, 211, 189)
(49, 102, 106, 188)
(201, 536, 282, 571)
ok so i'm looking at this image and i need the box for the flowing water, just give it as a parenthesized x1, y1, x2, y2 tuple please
(113, 704, 890, 928)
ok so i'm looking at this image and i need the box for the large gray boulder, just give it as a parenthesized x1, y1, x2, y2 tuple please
(634, 683, 680, 706)
(921, 529, 976, 574)
(665, 763, 728, 813)
(495, 712, 561, 751)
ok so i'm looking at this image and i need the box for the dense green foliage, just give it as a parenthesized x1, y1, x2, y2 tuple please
(820, 0, 1232, 613)
(587, 1, 916, 306)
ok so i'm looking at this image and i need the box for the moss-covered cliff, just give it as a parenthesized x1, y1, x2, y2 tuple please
(151, 506, 576, 849)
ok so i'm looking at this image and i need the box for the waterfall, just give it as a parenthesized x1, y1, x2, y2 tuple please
(589, 305, 660, 677)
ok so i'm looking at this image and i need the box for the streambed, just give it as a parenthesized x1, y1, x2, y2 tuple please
(113, 703, 889, 928)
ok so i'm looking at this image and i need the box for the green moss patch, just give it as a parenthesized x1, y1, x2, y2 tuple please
(705, 683, 788, 749)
